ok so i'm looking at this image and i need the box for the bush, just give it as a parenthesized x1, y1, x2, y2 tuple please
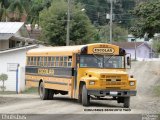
(0, 73, 8, 92)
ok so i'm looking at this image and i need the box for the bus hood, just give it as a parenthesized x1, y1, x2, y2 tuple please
(85, 69, 128, 77)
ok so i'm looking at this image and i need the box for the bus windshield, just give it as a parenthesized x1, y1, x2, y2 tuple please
(80, 55, 125, 69)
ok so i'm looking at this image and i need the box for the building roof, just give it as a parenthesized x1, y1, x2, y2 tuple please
(0, 45, 38, 54)
(112, 42, 150, 49)
(0, 22, 24, 40)
(0, 22, 24, 34)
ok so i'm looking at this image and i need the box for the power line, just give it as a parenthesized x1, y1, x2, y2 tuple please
(81, 2, 135, 10)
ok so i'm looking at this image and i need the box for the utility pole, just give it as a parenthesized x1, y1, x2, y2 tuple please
(110, 0, 113, 43)
(134, 39, 137, 61)
(66, 0, 70, 46)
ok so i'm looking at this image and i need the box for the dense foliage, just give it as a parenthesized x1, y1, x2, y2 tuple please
(94, 24, 128, 42)
(1, 0, 158, 46)
(76, 0, 135, 28)
(130, 1, 160, 38)
(39, 0, 95, 45)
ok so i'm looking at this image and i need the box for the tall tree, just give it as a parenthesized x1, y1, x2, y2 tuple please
(130, 1, 160, 38)
(76, 0, 109, 26)
(76, 0, 136, 28)
(96, 24, 128, 42)
(0, 0, 10, 21)
(8, 0, 26, 21)
(27, 0, 52, 24)
(40, 0, 96, 45)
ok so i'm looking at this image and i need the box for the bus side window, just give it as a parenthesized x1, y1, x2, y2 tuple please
(27, 57, 30, 65)
(55, 57, 59, 67)
(51, 57, 55, 67)
(40, 57, 43, 66)
(37, 57, 40, 66)
(68, 56, 72, 67)
(30, 57, 33, 66)
(60, 56, 63, 67)
(64, 56, 67, 67)
(33, 57, 36, 66)
(48, 57, 51, 67)
(44, 57, 47, 67)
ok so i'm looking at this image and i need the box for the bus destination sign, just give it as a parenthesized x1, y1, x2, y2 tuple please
(93, 48, 114, 54)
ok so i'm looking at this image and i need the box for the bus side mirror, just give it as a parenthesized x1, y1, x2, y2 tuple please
(127, 57, 131, 66)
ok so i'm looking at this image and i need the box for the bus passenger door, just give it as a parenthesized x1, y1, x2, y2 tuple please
(71, 53, 79, 99)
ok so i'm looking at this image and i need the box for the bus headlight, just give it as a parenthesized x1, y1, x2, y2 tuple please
(130, 81, 135, 86)
(89, 81, 95, 85)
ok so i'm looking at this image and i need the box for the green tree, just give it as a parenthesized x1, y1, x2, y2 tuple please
(0, 73, 8, 92)
(8, 0, 27, 21)
(27, 0, 52, 24)
(96, 24, 128, 42)
(153, 39, 160, 53)
(0, 0, 10, 21)
(76, 0, 135, 28)
(39, 0, 96, 45)
(130, 1, 160, 38)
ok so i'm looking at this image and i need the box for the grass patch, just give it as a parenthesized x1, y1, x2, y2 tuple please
(0, 91, 16, 95)
(153, 85, 160, 97)
(22, 87, 38, 94)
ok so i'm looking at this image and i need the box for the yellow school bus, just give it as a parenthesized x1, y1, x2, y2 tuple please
(25, 43, 136, 107)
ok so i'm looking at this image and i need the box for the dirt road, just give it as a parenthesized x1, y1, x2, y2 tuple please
(0, 61, 160, 114)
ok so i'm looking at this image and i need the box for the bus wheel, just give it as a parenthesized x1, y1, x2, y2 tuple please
(123, 97, 130, 108)
(39, 82, 49, 100)
(82, 85, 90, 106)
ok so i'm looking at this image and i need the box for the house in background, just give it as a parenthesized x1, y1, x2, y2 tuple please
(0, 22, 36, 50)
(127, 34, 149, 42)
(113, 42, 153, 60)
(26, 24, 42, 40)
(0, 22, 40, 92)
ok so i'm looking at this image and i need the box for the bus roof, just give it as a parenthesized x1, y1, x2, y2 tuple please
(26, 43, 121, 56)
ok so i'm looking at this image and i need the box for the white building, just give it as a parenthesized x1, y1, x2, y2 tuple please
(127, 34, 145, 42)
(0, 45, 37, 92)
(113, 42, 154, 60)
(0, 22, 39, 92)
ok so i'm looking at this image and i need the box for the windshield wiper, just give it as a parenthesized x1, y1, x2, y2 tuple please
(93, 54, 103, 61)
(103, 55, 114, 64)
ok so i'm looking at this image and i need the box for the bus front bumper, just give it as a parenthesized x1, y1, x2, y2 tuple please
(87, 90, 137, 97)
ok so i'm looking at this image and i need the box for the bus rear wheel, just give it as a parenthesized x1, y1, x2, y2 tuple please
(82, 85, 90, 106)
(39, 82, 54, 100)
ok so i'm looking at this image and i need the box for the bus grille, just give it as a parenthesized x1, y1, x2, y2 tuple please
(100, 75, 127, 87)
(106, 81, 126, 85)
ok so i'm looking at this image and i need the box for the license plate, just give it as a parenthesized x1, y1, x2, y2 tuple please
(110, 91, 118, 95)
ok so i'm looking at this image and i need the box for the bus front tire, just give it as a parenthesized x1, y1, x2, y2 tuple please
(82, 85, 90, 106)
(123, 97, 130, 108)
